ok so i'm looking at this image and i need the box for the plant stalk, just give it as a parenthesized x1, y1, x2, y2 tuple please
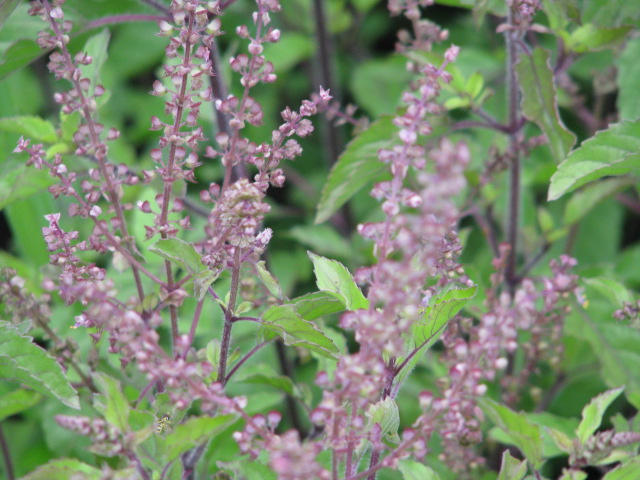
(504, 6, 523, 297)
(0, 424, 14, 480)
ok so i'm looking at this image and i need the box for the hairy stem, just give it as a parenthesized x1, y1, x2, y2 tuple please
(218, 247, 242, 384)
(184, 300, 204, 359)
(312, 0, 341, 167)
(84, 14, 171, 31)
(0, 424, 14, 480)
(504, 6, 523, 296)
(225, 339, 273, 383)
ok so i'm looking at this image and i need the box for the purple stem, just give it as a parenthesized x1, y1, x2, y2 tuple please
(225, 339, 273, 383)
(217, 247, 242, 385)
(504, 6, 524, 296)
(84, 14, 171, 31)
(183, 300, 204, 358)
(0, 424, 14, 480)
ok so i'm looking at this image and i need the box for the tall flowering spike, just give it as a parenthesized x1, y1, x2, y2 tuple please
(200, 87, 330, 276)
(426, 251, 581, 473)
(305, 1, 482, 476)
(20, 0, 145, 305)
(147, 0, 219, 239)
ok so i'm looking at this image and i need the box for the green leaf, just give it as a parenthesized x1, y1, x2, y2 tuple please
(617, 36, 640, 121)
(148, 237, 203, 274)
(309, 327, 347, 382)
(239, 373, 299, 398)
(59, 112, 81, 143)
(603, 458, 640, 480)
(163, 415, 236, 463)
(581, 0, 640, 28)
(0, 0, 20, 29)
(541, 0, 580, 31)
(559, 470, 588, 480)
(260, 304, 339, 359)
(366, 397, 400, 443)
(352, 0, 386, 12)
(479, 398, 544, 469)
(3, 192, 54, 266)
(81, 29, 110, 98)
(515, 48, 576, 164)
(396, 285, 476, 386)
(255, 261, 283, 300)
(583, 277, 634, 306)
(287, 224, 352, 261)
(0, 39, 42, 79)
(576, 387, 624, 444)
(444, 96, 470, 110)
(0, 116, 57, 142)
(567, 309, 640, 409)
(537, 206, 554, 233)
(292, 291, 345, 320)
(307, 252, 368, 311)
(473, 0, 507, 25)
(546, 427, 574, 455)
(218, 457, 277, 480)
(0, 388, 42, 421)
(93, 373, 130, 432)
(351, 55, 414, 117)
(19, 458, 102, 480)
(261, 33, 314, 73)
(564, 24, 632, 53)
(497, 450, 528, 480)
(193, 270, 219, 301)
(466, 72, 484, 99)
(564, 177, 634, 225)
(496, 411, 579, 458)
(413, 285, 477, 348)
(548, 120, 640, 200)
(0, 321, 79, 409)
(315, 116, 395, 224)
(0, 162, 55, 210)
(398, 460, 441, 480)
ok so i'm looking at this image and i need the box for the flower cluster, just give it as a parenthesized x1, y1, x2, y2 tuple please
(570, 430, 640, 468)
(15, 0, 333, 465)
(55, 415, 127, 458)
(201, 88, 331, 273)
(25, 0, 135, 244)
(429, 251, 582, 473)
(614, 299, 640, 328)
(511, 0, 542, 23)
(304, 2, 472, 476)
(145, 0, 227, 239)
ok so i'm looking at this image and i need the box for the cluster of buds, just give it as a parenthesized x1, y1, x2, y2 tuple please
(55, 415, 127, 457)
(200, 88, 330, 273)
(511, 0, 542, 24)
(570, 430, 640, 467)
(614, 300, 640, 328)
(427, 251, 581, 473)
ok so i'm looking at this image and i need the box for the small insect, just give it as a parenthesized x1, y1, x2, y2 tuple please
(155, 413, 172, 434)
